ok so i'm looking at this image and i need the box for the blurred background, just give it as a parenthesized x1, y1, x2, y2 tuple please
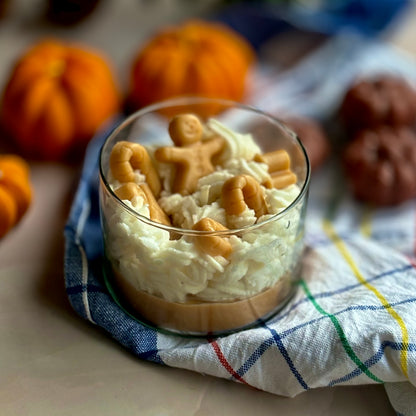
(0, 0, 415, 159)
(0, 0, 414, 99)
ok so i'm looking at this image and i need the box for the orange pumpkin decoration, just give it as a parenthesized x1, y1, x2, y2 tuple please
(128, 20, 255, 114)
(0, 39, 120, 160)
(0, 154, 32, 238)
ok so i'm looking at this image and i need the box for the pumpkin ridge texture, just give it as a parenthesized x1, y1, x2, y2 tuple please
(0, 154, 33, 238)
(1, 39, 120, 160)
(129, 19, 255, 115)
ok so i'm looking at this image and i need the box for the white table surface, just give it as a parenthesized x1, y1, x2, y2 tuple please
(1, 1, 416, 414)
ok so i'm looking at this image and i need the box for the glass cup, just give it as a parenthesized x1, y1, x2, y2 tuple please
(99, 97, 310, 336)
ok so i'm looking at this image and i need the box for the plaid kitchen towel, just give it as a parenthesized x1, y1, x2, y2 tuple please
(64, 33, 416, 414)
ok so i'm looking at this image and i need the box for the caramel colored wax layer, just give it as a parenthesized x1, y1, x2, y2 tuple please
(113, 269, 293, 334)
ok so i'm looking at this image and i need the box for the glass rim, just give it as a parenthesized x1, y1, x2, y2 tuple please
(99, 96, 311, 236)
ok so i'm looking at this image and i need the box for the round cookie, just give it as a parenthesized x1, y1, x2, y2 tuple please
(339, 75, 416, 133)
(343, 126, 416, 206)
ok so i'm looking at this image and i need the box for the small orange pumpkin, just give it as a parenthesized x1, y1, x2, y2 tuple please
(128, 20, 255, 114)
(1, 39, 120, 160)
(0, 154, 32, 238)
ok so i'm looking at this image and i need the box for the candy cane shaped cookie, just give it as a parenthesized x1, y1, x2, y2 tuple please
(222, 174, 268, 218)
(192, 217, 232, 258)
(114, 182, 171, 226)
(269, 170, 298, 189)
(254, 149, 297, 189)
(254, 149, 290, 171)
(110, 141, 161, 197)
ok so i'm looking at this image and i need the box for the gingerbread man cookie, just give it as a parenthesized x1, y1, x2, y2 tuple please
(154, 114, 225, 195)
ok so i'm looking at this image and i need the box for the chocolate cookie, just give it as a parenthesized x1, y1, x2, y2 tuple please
(343, 126, 416, 206)
(340, 76, 416, 133)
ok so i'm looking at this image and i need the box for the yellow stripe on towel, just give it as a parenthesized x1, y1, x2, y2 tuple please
(323, 219, 409, 378)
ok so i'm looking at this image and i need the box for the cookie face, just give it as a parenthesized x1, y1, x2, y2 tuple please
(343, 126, 416, 206)
(340, 76, 416, 132)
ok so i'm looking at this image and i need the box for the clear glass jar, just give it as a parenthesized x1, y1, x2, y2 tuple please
(99, 97, 310, 336)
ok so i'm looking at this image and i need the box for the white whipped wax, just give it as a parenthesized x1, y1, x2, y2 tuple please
(104, 119, 303, 303)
